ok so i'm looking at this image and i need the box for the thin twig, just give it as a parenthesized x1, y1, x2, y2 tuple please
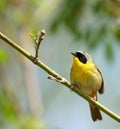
(0, 31, 120, 122)
(34, 30, 46, 60)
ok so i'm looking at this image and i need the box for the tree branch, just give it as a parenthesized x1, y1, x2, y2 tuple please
(0, 31, 120, 122)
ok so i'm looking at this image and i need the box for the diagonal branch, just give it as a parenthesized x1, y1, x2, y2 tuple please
(0, 31, 120, 122)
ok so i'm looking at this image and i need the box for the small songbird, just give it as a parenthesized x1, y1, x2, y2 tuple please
(70, 51, 104, 121)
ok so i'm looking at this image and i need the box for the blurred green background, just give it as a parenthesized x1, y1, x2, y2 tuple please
(0, 0, 120, 129)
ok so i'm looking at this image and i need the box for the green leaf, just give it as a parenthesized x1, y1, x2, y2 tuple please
(105, 42, 114, 61)
(0, 48, 9, 62)
(114, 27, 120, 42)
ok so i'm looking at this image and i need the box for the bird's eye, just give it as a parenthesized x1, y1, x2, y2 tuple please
(78, 56, 87, 63)
(76, 52, 87, 64)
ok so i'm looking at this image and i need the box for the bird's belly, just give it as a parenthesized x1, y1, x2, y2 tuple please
(70, 68, 101, 96)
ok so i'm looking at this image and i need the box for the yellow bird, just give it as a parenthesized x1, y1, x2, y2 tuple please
(70, 51, 104, 121)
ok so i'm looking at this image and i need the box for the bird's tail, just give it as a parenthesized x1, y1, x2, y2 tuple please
(89, 103, 102, 121)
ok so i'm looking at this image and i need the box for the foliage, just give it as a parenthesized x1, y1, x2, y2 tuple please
(0, 87, 19, 128)
(50, 0, 120, 60)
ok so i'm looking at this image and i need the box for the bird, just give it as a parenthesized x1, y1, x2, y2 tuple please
(70, 51, 104, 121)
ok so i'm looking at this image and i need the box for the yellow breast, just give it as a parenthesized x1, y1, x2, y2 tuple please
(70, 57, 102, 96)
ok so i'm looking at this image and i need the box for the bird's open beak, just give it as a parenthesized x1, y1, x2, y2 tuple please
(71, 52, 76, 56)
